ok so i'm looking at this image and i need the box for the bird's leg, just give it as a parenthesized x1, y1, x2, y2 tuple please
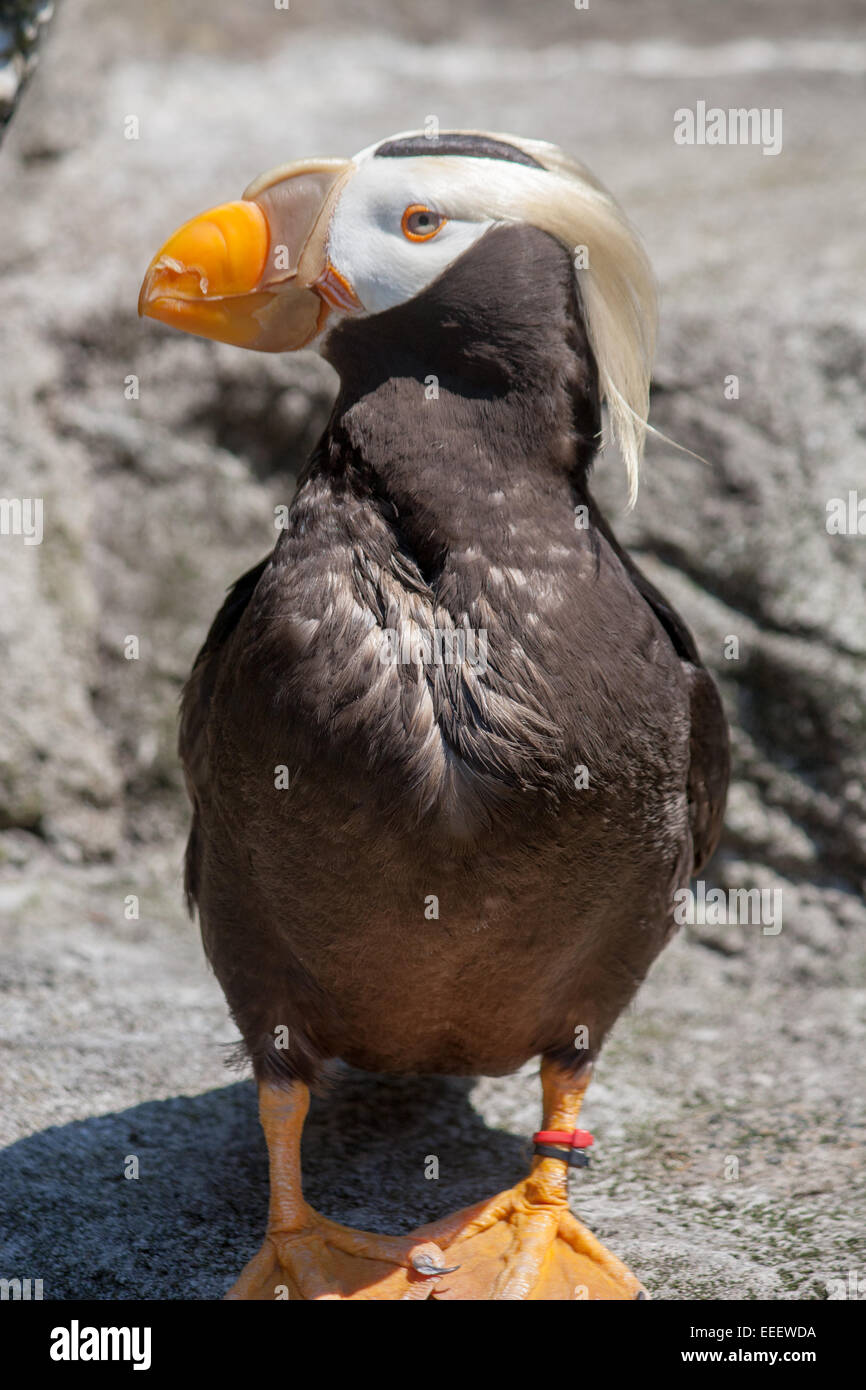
(226, 1079, 453, 1300)
(416, 1060, 647, 1300)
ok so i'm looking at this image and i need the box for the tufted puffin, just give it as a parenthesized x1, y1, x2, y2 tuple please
(138, 129, 729, 1301)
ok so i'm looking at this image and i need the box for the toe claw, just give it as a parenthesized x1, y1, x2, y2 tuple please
(411, 1252, 461, 1277)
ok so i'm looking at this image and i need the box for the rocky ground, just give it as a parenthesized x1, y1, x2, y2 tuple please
(0, 0, 864, 1300)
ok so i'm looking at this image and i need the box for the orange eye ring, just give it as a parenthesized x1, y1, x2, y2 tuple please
(401, 204, 447, 242)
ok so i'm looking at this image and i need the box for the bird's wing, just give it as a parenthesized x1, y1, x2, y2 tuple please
(591, 506, 729, 876)
(680, 660, 730, 877)
(179, 556, 270, 912)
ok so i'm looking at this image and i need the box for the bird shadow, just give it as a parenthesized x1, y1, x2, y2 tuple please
(0, 1069, 529, 1299)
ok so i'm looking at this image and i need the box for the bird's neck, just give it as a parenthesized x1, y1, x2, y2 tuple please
(320, 223, 601, 569)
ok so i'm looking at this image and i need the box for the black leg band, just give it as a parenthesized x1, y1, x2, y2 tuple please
(533, 1142, 591, 1168)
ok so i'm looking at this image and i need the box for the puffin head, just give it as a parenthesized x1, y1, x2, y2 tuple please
(139, 129, 656, 500)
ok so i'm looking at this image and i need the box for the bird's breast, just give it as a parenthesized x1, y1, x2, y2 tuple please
(241, 540, 580, 840)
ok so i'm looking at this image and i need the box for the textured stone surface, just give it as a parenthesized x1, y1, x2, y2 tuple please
(0, 0, 864, 1300)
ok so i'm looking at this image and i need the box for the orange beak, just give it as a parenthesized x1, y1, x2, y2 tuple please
(138, 158, 359, 351)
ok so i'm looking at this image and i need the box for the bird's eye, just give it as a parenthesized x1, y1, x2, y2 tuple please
(401, 205, 447, 242)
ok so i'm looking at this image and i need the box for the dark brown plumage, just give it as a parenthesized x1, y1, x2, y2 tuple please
(179, 221, 728, 1094)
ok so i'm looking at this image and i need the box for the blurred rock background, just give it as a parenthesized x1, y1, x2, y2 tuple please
(0, 0, 863, 1299)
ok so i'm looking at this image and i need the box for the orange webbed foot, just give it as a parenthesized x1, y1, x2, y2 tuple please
(226, 1206, 456, 1301)
(415, 1182, 646, 1301)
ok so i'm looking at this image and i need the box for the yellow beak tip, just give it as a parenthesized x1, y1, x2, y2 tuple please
(137, 200, 271, 340)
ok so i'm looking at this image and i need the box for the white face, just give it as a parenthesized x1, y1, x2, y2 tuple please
(325, 154, 497, 317)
